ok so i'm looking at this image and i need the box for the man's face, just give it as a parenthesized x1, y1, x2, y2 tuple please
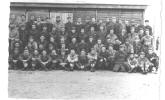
(140, 54, 145, 58)
(125, 20, 129, 25)
(145, 30, 149, 35)
(31, 16, 35, 20)
(14, 49, 19, 54)
(106, 18, 110, 22)
(91, 18, 96, 22)
(50, 37, 54, 42)
(37, 17, 41, 21)
(100, 26, 104, 30)
(42, 51, 47, 56)
(89, 37, 93, 41)
(34, 50, 38, 55)
(112, 18, 117, 23)
(21, 16, 26, 21)
(131, 28, 135, 33)
(130, 54, 134, 58)
(32, 25, 36, 30)
(72, 38, 76, 43)
(148, 49, 153, 54)
(110, 30, 114, 34)
(71, 29, 76, 33)
(77, 18, 81, 22)
(102, 47, 106, 52)
(52, 27, 56, 31)
(61, 28, 65, 32)
(81, 51, 86, 55)
(68, 18, 71, 22)
(108, 46, 113, 50)
(120, 47, 124, 51)
(139, 30, 144, 34)
(145, 22, 149, 26)
(71, 50, 75, 54)
(52, 50, 56, 54)
(43, 27, 47, 31)
(91, 27, 94, 31)
(56, 17, 61, 22)
(40, 36, 45, 41)
(97, 40, 102, 44)
(81, 29, 85, 33)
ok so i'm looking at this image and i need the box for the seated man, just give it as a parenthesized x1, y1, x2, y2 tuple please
(137, 51, 152, 74)
(9, 48, 21, 70)
(77, 50, 89, 70)
(127, 53, 138, 73)
(146, 47, 159, 73)
(39, 50, 51, 71)
(49, 49, 59, 70)
(58, 51, 68, 70)
(19, 47, 32, 71)
(113, 45, 129, 72)
(107, 45, 116, 70)
(31, 49, 40, 70)
(94, 39, 104, 54)
(97, 46, 108, 70)
(87, 48, 98, 72)
(67, 49, 78, 71)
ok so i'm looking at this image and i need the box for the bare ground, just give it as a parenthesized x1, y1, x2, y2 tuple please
(8, 70, 160, 100)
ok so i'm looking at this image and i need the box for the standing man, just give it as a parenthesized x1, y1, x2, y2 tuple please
(144, 20, 152, 36)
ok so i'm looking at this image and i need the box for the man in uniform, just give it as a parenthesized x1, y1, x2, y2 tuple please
(53, 16, 64, 33)
(146, 47, 159, 72)
(77, 50, 89, 70)
(69, 37, 78, 53)
(137, 51, 152, 74)
(97, 25, 106, 43)
(68, 27, 78, 43)
(40, 25, 50, 41)
(39, 50, 51, 71)
(97, 46, 108, 70)
(87, 36, 96, 52)
(78, 39, 88, 53)
(9, 48, 21, 70)
(75, 17, 83, 34)
(78, 28, 88, 42)
(38, 35, 48, 53)
(31, 49, 40, 70)
(107, 45, 116, 70)
(49, 49, 59, 70)
(29, 24, 39, 41)
(20, 48, 32, 70)
(88, 26, 98, 42)
(87, 48, 98, 72)
(65, 16, 74, 33)
(113, 45, 128, 72)
(141, 29, 153, 53)
(67, 49, 78, 71)
(144, 20, 152, 36)
(19, 24, 28, 49)
(27, 36, 38, 53)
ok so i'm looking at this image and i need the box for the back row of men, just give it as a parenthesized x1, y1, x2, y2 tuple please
(9, 14, 158, 73)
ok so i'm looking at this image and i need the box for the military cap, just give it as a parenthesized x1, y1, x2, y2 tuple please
(145, 20, 149, 22)
(56, 16, 61, 18)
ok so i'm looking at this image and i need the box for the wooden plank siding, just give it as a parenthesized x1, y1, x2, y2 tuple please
(10, 2, 146, 24)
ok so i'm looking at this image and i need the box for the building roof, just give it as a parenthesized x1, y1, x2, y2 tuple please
(10, 1, 148, 10)
(10, 0, 151, 5)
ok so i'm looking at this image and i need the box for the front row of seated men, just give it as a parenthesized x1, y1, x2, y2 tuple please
(9, 44, 159, 74)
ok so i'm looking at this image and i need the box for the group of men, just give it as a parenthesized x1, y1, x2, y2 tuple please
(9, 14, 159, 73)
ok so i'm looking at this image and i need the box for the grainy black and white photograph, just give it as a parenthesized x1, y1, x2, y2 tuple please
(7, 0, 163, 100)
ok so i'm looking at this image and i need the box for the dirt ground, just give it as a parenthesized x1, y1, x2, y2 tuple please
(8, 70, 160, 100)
